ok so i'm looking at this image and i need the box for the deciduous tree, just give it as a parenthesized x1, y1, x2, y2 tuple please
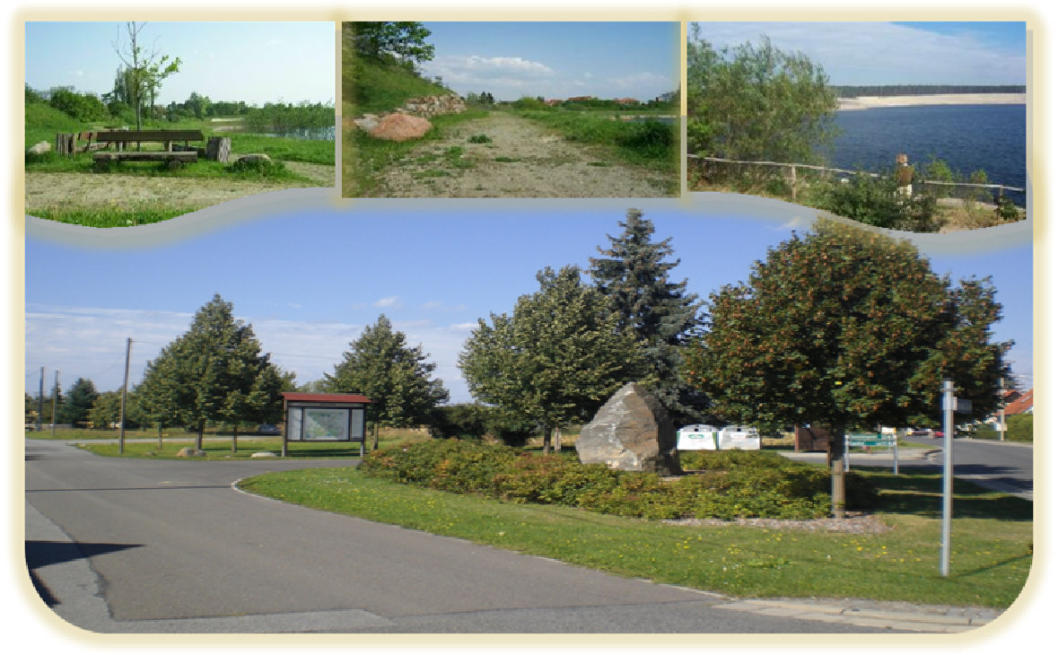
(684, 220, 1009, 517)
(687, 27, 837, 163)
(113, 22, 181, 130)
(138, 295, 285, 450)
(459, 266, 641, 453)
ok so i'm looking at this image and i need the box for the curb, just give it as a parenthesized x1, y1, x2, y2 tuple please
(715, 598, 999, 633)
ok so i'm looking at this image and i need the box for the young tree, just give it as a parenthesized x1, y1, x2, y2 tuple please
(589, 209, 704, 422)
(58, 378, 98, 427)
(113, 22, 181, 130)
(324, 315, 449, 446)
(687, 27, 837, 163)
(683, 220, 1010, 517)
(88, 390, 125, 429)
(459, 266, 641, 453)
(138, 295, 285, 450)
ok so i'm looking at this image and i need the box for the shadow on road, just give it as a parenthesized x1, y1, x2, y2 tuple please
(25, 540, 142, 607)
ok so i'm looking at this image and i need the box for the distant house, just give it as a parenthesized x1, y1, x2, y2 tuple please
(544, 99, 562, 106)
(1004, 388, 1034, 416)
(614, 97, 639, 105)
(566, 96, 595, 103)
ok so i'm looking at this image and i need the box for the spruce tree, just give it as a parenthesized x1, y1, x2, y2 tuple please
(58, 377, 98, 427)
(589, 209, 704, 422)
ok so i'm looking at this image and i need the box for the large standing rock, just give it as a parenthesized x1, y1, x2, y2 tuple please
(28, 141, 51, 155)
(369, 113, 432, 141)
(576, 383, 680, 474)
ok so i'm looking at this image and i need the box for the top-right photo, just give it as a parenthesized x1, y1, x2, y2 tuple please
(687, 21, 1027, 233)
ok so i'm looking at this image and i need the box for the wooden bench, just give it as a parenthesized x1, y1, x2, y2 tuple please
(92, 130, 205, 169)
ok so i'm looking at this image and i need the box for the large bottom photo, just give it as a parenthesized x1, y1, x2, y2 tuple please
(23, 198, 1033, 638)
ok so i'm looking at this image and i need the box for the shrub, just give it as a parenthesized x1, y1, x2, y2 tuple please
(227, 157, 288, 179)
(467, 134, 492, 144)
(361, 440, 876, 520)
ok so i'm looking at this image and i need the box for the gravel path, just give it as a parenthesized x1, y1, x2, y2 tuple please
(373, 112, 674, 198)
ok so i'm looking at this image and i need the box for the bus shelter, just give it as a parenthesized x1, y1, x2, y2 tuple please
(280, 392, 372, 457)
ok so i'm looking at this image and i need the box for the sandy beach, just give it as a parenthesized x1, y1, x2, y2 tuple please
(837, 93, 1026, 111)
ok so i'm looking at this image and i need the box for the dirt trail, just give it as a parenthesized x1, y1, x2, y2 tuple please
(373, 112, 674, 198)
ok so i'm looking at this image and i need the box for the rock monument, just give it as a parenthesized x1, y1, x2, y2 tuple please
(576, 382, 680, 474)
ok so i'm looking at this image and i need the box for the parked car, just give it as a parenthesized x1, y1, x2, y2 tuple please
(257, 424, 281, 435)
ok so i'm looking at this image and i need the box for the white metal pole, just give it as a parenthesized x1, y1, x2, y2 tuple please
(940, 379, 955, 577)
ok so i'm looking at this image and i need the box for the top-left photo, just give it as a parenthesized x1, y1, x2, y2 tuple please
(24, 21, 336, 228)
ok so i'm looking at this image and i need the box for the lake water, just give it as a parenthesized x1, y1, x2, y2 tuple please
(828, 104, 1026, 205)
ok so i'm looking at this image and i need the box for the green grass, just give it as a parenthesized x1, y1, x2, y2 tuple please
(514, 108, 678, 177)
(975, 414, 1033, 442)
(29, 205, 196, 227)
(238, 464, 1031, 608)
(344, 110, 488, 196)
(78, 438, 366, 460)
(343, 52, 449, 116)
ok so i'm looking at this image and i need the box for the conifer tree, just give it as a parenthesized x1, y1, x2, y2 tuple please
(324, 315, 449, 445)
(589, 209, 704, 422)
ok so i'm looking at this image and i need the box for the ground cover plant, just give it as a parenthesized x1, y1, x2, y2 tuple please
(238, 462, 1031, 607)
(358, 439, 875, 520)
(974, 413, 1033, 442)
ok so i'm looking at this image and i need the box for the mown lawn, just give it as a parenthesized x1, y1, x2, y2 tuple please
(238, 464, 1032, 608)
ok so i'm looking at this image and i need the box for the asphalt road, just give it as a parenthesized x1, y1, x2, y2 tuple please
(905, 436, 1033, 500)
(24, 439, 892, 634)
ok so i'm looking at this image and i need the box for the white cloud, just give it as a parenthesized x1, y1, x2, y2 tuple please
(373, 296, 400, 308)
(24, 304, 476, 403)
(693, 22, 1025, 85)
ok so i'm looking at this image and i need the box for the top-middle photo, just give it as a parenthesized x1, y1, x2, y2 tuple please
(342, 21, 680, 198)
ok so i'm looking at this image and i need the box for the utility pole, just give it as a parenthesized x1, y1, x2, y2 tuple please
(119, 338, 132, 454)
(51, 370, 60, 436)
(37, 367, 44, 431)
(998, 378, 1007, 442)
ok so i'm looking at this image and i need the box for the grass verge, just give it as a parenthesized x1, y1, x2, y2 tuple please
(238, 464, 1031, 608)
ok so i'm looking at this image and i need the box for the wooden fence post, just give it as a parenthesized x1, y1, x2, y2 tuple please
(790, 164, 798, 202)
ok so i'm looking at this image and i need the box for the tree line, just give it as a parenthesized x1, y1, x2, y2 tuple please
(32, 209, 1010, 514)
(831, 84, 1026, 98)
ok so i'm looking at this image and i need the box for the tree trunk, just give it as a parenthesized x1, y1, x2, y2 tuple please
(553, 426, 562, 452)
(828, 424, 847, 518)
(196, 421, 204, 451)
(157, 423, 163, 449)
(542, 425, 551, 454)
(372, 422, 379, 450)
(232, 425, 238, 453)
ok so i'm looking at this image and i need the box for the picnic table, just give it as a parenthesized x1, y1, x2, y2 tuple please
(91, 130, 205, 169)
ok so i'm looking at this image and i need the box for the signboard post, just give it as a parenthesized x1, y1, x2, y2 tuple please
(939, 380, 971, 577)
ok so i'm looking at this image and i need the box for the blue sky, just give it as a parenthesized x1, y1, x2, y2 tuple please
(24, 202, 1034, 404)
(691, 21, 1026, 86)
(24, 21, 336, 106)
(417, 22, 679, 101)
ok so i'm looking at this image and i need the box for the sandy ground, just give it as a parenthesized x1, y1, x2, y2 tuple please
(371, 112, 675, 198)
(838, 93, 1025, 111)
(24, 160, 334, 218)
